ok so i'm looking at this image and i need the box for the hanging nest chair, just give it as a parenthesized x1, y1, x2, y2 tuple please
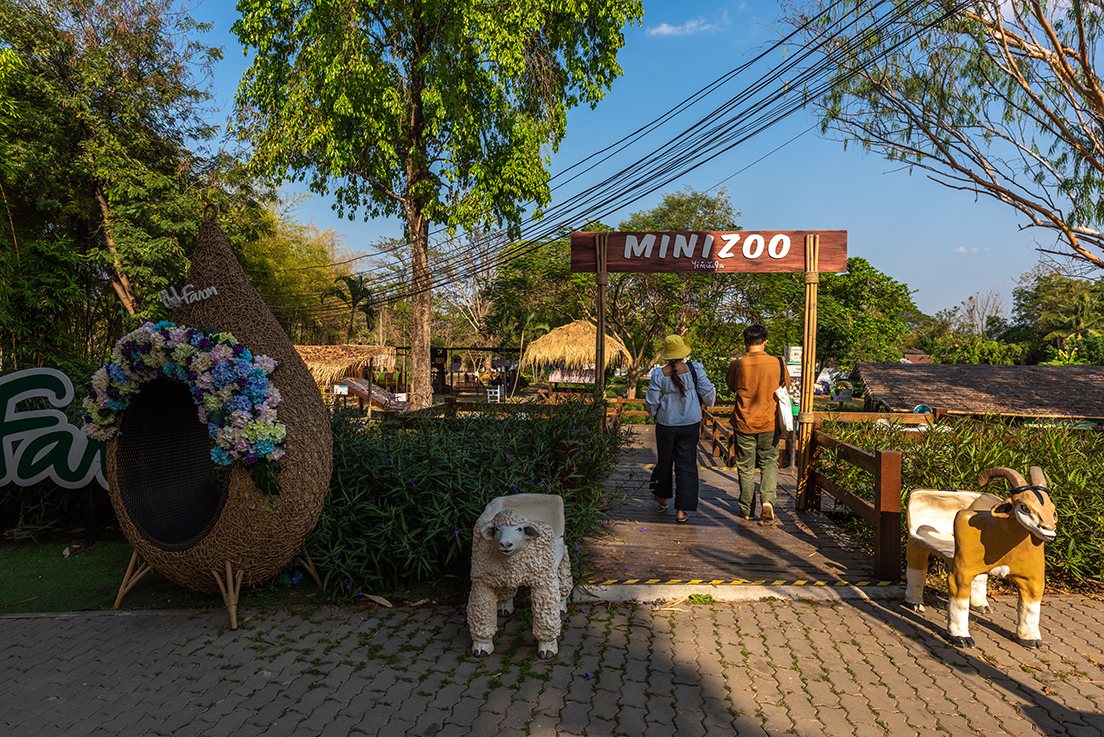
(104, 208, 332, 618)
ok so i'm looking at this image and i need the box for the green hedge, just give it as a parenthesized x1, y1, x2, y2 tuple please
(815, 417, 1104, 584)
(307, 400, 633, 598)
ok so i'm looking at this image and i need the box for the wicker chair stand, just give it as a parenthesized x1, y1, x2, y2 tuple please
(107, 210, 332, 629)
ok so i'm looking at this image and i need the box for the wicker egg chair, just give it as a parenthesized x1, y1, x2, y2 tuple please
(106, 209, 333, 628)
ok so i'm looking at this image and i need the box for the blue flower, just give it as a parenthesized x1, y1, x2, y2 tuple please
(211, 362, 237, 388)
(107, 364, 130, 384)
(210, 447, 233, 465)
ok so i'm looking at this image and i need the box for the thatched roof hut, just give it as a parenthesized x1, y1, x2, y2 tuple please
(853, 363, 1104, 417)
(295, 345, 397, 387)
(522, 320, 630, 370)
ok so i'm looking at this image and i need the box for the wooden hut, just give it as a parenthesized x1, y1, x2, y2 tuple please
(853, 363, 1104, 417)
(522, 320, 629, 396)
(522, 320, 630, 372)
(294, 345, 397, 387)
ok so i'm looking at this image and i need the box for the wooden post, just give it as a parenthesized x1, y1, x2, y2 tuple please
(873, 449, 903, 581)
(796, 234, 820, 510)
(594, 233, 608, 399)
(367, 358, 374, 420)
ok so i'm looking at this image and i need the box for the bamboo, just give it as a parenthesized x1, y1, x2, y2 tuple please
(113, 549, 153, 610)
(594, 233, 609, 399)
(211, 561, 244, 630)
(796, 234, 820, 510)
(297, 548, 325, 591)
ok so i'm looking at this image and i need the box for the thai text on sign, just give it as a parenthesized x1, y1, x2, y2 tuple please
(570, 231, 847, 273)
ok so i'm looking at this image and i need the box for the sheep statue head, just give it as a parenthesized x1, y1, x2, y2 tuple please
(483, 510, 542, 558)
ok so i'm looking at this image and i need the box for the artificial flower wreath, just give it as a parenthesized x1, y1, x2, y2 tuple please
(82, 321, 286, 496)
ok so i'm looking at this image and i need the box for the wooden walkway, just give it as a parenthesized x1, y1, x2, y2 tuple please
(582, 425, 887, 588)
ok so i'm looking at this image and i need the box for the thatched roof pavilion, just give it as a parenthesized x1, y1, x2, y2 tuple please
(522, 320, 630, 370)
(294, 345, 397, 387)
(853, 363, 1104, 417)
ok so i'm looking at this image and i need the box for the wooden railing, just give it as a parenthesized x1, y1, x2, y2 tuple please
(806, 429, 902, 581)
(700, 405, 797, 468)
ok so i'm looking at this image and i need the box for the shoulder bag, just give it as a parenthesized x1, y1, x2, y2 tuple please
(687, 361, 707, 407)
(775, 356, 794, 432)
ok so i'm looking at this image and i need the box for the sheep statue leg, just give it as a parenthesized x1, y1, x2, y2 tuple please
(557, 551, 573, 615)
(903, 542, 929, 612)
(969, 574, 990, 613)
(497, 597, 515, 616)
(1014, 577, 1044, 648)
(945, 567, 976, 648)
(531, 586, 563, 660)
(468, 582, 500, 657)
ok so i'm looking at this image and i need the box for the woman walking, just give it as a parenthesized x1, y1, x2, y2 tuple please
(644, 335, 716, 523)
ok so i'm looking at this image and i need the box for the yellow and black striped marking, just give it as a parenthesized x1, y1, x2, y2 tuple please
(585, 579, 899, 587)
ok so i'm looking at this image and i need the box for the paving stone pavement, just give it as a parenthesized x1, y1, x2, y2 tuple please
(3, 593, 1103, 736)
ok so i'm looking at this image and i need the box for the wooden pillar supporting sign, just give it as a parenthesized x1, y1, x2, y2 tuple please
(796, 234, 820, 511)
(594, 233, 609, 398)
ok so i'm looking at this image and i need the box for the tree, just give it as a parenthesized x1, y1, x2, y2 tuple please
(1007, 267, 1104, 360)
(912, 306, 1023, 365)
(321, 274, 379, 344)
(817, 257, 917, 366)
(233, 0, 643, 407)
(782, 0, 1104, 270)
(0, 0, 222, 318)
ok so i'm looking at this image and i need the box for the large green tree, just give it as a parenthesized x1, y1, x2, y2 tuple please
(783, 0, 1104, 270)
(0, 0, 247, 374)
(818, 257, 917, 366)
(233, 0, 643, 408)
(0, 0, 222, 318)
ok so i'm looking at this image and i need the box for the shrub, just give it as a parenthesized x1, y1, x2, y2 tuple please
(307, 398, 633, 598)
(814, 416, 1104, 584)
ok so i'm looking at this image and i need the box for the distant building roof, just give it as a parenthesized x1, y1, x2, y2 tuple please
(853, 363, 1104, 417)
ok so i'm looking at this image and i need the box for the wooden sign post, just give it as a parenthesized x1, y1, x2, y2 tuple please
(571, 229, 846, 508)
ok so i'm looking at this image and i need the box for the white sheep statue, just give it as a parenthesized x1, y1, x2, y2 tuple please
(468, 494, 572, 659)
(904, 466, 1058, 649)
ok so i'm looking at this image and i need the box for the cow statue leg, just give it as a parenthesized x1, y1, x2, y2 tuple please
(969, 574, 990, 613)
(945, 566, 976, 648)
(903, 542, 929, 612)
(1014, 577, 1044, 648)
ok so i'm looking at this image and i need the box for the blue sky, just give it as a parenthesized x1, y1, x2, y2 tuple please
(195, 0, 1045, 317)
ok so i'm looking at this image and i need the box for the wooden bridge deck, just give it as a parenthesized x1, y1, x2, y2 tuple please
(582, 425, 883, 586)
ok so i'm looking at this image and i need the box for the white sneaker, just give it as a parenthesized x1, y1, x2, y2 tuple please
(761, 502, 774, 523)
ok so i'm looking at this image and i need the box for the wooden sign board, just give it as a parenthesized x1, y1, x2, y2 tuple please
(570, 231, 847, 273)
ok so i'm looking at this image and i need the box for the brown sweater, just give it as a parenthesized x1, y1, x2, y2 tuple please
(725, 351, 789, 434)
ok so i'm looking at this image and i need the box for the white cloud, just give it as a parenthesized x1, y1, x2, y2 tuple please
(647, 11, 729, 36)
(954, 246, 980, 253)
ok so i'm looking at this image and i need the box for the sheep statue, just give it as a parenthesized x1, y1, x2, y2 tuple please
(904, 466, 1058, 649)
(468, 494, 572, 660)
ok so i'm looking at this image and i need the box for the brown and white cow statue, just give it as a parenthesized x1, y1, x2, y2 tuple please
(904, 466, 1057, 648)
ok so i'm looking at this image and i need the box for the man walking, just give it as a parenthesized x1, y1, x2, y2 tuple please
(725, 325, 790, 522)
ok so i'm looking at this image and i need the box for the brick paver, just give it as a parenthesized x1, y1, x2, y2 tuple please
(4, 594, 1103, 735)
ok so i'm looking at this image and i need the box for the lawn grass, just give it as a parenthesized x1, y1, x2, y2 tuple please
(0, 529, 471, 615)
